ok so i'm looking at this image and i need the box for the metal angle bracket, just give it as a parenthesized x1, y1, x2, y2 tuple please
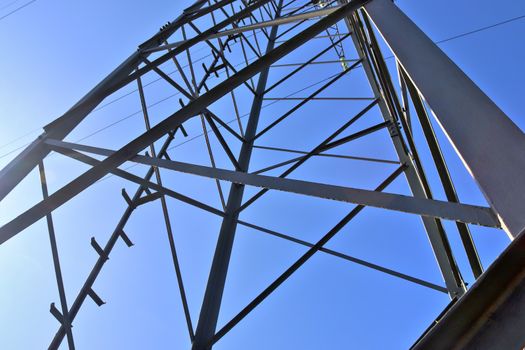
(87, 288, 106, 307)
(121, 188, 136, 209)
(179, 125, 189, 137)
(49, 302, 70, 326)
(167, 125, 189, 138)
(119, 229, 134, 248)
(90, 237, 109, 261)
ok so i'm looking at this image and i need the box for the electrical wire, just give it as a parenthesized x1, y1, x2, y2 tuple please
(1, 11, 524, 160)
(435, 13, 525, 44)
(0, 0, 36, 22)
(0, 30, 265, 155)
(0, 0, 22, 11)
(95, 71, 345, 184)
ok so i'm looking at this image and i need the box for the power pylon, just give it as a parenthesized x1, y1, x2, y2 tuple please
(1, 0, 525, 349)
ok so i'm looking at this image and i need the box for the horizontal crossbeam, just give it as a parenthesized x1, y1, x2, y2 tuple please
(0, 1, 369, 245)
(53, 146, 224, 217)
(144, 5, 345, 54)
(46, 139, 500, 228)
(365, 0, 525, 237)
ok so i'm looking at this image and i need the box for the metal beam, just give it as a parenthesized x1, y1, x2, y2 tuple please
(411, 228, 525, 350)
(0, 51, 140, 202)
(136, 75, 195, 340)
(0, 0, 371, 246)
(237, 219, 448, 293)
(211, 165, 403, 345)
(238, 99, 384, 210)
(48, 131, 182, 349)
(191, 1, 284, 347)
(145, 5, 345, 54)
(46, 139, 499, 228)
(0, 0, 213, 203)
(399, 67, 483, 278)
(127, 0, 276, 88)
(365, 0, 525, 238)
(38, 162, 75, 350)
(252, 144, 400, 164)
(264, 31, 352, 94)
(341, 6, 465, 297)
(254, 59, 362, 140)
(50, 146, 225, 217)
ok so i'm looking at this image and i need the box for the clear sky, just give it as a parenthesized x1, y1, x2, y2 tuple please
(0, 0, 524, 349)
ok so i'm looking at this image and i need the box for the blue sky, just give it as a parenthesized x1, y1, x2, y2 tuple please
(0, 0, 524, 349)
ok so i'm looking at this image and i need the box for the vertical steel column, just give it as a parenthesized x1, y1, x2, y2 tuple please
(340, 7, 465, 297)
(192, 2, 283, 348)
(364, 0, 525, 238)
(38, 162, 75, 349)
(399, 67, 483, 279)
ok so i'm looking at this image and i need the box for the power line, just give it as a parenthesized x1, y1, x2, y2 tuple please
(1, 11, 524, 160)
(0, 0, 36, 22)
(95, 71, 345, 185)
(435, 13, 525, 44)
(0, 50, 257, 161)
(0, 30, 266, 153)
(0, 69, 344, 185)
(0, 127, 41, 150)
(0, 51, 217, 157)
(0, 0, 22, 11)
(0, 52, 214, 153)
(0, 27, 270, 159)
(167, 71, 342, 152)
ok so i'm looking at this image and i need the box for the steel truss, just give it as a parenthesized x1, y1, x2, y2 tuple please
(1, 0, 524, 349)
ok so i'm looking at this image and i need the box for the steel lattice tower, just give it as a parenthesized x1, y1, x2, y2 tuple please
(1, 0, 525, 349)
